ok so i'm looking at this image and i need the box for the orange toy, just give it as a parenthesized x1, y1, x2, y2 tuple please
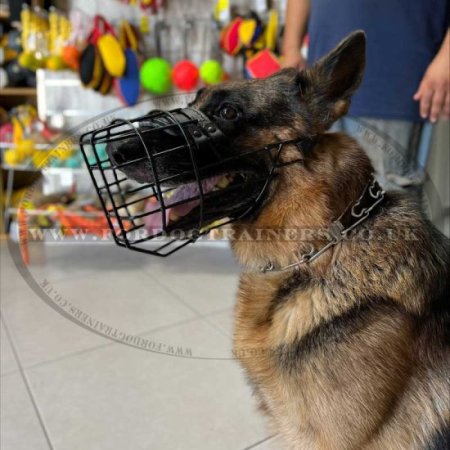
(220, 17, 243, 56)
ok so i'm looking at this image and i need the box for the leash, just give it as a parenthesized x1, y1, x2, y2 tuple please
(256, 177, 385, 273)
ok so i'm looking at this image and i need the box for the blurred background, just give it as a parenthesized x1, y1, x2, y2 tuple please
(0, 1, 448, 449)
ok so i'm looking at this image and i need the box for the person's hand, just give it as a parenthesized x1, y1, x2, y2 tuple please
(413, 51, 450, 122)
(281, 49, 307, 70)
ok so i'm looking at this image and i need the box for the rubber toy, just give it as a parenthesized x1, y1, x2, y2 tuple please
(114, 21, 141, 105)
(46, 54, 66, 70)
(245, 49, 280, 79)
(220, 17, 243, 55)
(62, 45, 80, 70)
(172, 60, 199, 91)
(199, 60, 224, 85)
(95, 16, 126, 77)
(265, 9, 278, 51)
(140, 57, 172, 94)
(238, 18, 262, 48)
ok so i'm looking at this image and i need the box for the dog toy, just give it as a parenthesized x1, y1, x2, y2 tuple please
(220, 17, 243, 56)
(245, 48, 280, 79)
(62, 11, 90, 71)
(172, 21, 199, 92)
(173, 60, 199, 91)
(238, 18, 263, 48)
(114, 21, 140, 106)
(199, 59, 224, 85)
(95, 16, 126, 78)
(17, 5, 46, 71)
(264, 9, 278, 51)
(140, 57, 171, 94)
(46, 7, 69, 71)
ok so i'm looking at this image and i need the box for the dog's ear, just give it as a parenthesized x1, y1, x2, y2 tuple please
(299, 31, 366, 129)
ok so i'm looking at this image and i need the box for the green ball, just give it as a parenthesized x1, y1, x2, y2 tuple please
(200, 60, 224, 85)
(140, 58, 172, 94)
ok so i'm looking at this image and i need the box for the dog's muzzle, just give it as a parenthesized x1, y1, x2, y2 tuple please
(79, 107, 308, 256)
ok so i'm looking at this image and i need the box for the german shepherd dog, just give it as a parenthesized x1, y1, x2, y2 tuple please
(113, 31, 449, 449)
(197, 31, 448, 449)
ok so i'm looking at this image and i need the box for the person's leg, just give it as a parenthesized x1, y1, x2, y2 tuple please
(336, 117, 424, 192)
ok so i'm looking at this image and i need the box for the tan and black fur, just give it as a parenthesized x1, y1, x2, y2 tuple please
(192, 32, 449, 449)
(118, 29, 449, 449)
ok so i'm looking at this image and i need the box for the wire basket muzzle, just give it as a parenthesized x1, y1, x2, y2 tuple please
(79, 107, 272, 256)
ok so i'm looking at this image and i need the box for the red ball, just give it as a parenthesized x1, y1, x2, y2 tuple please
(172, 60, 199, 91)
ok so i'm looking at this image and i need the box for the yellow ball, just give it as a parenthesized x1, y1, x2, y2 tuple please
(4, 149, 20, 165)
(18, 51, 37, 70)
(18, 139, 34, 157)
(46, 55, 66, 71)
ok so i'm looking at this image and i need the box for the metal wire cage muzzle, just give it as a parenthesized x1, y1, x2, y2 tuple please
(79, 107, 298, 256)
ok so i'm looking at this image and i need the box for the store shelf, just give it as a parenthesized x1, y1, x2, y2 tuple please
(2, 164, 41, 172)
(0, 142, 58, 150)
(0, 87, 37, 97)
(7, 207, 104, 217)
(2, 164, 86, 173)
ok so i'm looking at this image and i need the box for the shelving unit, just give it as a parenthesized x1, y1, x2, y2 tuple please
(0, 87, 37, 96)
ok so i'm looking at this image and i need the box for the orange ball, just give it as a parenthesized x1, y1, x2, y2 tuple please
(62, 46, 81, 71)
(172, 60, 199, 91)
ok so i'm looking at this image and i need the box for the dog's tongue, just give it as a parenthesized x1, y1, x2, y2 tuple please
(144, 176, 221, 232)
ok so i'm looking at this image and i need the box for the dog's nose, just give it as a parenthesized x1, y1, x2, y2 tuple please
(108, 144, 127, 166)
(107, 140, 145, 167)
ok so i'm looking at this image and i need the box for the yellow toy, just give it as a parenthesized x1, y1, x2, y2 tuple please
(18, 5, 49, 71)
(46, 7, 69, 70)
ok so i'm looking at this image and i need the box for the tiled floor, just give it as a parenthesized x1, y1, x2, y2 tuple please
(0, 239, 279, 450)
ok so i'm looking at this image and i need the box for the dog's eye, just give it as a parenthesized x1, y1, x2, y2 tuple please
(219, 105, 239, 121)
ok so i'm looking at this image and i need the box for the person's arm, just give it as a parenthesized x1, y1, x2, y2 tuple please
(413, 29, 450, 122)
(281, 0, 311, 69)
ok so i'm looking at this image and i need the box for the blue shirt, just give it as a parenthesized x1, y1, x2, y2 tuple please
(307, 0, 449, 121)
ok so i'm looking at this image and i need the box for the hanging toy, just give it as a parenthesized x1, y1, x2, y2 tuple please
(140, 21, 172, 95)
(219, 16, 243, 56)
(199, 59, 223, 85)
(172, 60, 199, 91)
(62, 10, 90, 71)
(172, 21, 199, 92)
(114, 20, 140, 106)
(140, 58, 171, 94)
(17, 5, 43, 71)
(245, 48, 280, 79)
(244, 8, 281, 79)
(46, 7, 66, 70)
(238, 15, 263, 49)
(95, 16, 126, 78)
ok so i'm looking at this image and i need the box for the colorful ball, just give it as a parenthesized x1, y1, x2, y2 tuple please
(172, 60, 199, 91)
(140, 58, 172, 94)
(46, 55, 66, 71)
(200, 60, 224, 85)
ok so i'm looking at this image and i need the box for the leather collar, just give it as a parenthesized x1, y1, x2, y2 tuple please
(257, 177, 385, 273)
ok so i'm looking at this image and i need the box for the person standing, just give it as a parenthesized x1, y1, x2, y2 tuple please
(282, 0, 449, 190)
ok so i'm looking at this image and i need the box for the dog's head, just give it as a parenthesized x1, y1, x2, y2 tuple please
(106, 31, 366, 232)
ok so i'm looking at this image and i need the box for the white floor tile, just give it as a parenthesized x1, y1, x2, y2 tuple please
(249, 435, 284, 449)
(2, 268, 197, 368)
(206, 308, 235, 338)
(26, 243, 150, 284)
(1, 322, 18, 376)
(1, 373, 51, 450)
(140, 245, 241, 315)
(26, 318, 268, 450)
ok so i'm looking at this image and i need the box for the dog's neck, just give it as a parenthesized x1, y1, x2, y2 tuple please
(230, 134, 374, 275)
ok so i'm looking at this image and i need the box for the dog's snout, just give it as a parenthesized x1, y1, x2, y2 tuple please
(109, 146, 126, 165)
(107, 140, 145, 167)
